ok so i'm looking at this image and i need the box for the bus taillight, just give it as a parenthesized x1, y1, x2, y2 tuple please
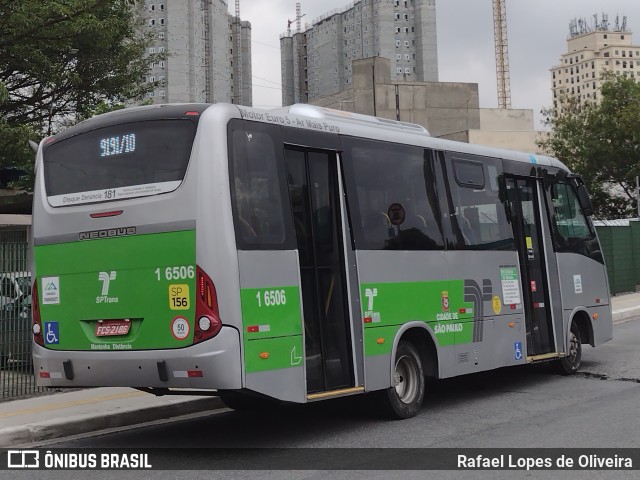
(32, 281, 44, 346)
(194, 266, 221, 343)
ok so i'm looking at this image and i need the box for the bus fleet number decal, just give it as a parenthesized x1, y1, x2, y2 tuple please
(256, 289, 287, 307)
(155, 265, 195, 281)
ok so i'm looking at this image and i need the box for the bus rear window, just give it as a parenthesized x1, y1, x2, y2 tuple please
(43, 119, 196, 207)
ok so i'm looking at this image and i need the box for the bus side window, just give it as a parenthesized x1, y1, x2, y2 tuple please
(549, 182, 596, 252)
(342, 139, 445, 251)
(447, 156, 515, 251)
(229, 125, 288, 249)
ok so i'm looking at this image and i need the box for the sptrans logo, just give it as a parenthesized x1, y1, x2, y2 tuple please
(97, 271, 118, 304)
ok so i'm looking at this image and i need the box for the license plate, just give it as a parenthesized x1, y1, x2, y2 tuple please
(95, 320, 131, 337)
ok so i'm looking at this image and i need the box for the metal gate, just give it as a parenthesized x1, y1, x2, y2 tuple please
(0, 227, 45, 399)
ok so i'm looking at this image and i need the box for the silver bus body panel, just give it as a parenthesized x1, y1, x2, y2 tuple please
(244, 368, 306, 403)
(192, 104, 248, 391)
(193, 104, 244, 332)
(556, 252, 612, 347)
(355, 249, 529, 386)
(236, 249, 307, 403)
(33, 326, 242, 389)
(444, 250, 527, 374)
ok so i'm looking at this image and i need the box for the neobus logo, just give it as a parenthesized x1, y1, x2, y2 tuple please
(79, 227, 136, 241)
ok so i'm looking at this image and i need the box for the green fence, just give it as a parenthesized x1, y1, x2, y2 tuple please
(595, 220, 640, 295)
(0, 227, 47, 400)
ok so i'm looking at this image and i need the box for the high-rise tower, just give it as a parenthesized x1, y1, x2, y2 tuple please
(138, 0, 252, 105)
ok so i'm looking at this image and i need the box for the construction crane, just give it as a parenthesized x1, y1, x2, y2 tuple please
(287, 3, 306, 36)
(492, 0, 511, 109)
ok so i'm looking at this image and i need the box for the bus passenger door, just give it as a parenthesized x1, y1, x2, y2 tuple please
(506, 178, 556, 357)
(284, 147, 357, 396)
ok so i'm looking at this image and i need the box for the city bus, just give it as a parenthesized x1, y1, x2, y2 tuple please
(31, 103, 612, 418)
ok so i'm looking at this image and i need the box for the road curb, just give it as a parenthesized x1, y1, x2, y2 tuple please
(0, 396, 224, 447)
(612, 306, 640, 324)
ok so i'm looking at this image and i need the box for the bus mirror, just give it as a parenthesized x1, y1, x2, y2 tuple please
(29, 140, 39, 154)
(576, 184, 594, 217)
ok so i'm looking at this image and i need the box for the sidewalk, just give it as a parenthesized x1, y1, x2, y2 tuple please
(610, 291, 640, 324)
(0, 388, 224, 447)
(1, 292, 640, 448)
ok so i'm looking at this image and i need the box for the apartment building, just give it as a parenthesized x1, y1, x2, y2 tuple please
(139, 0, 252, 105)
(281, 0, 437, 105)
(551, 16, 639, 110)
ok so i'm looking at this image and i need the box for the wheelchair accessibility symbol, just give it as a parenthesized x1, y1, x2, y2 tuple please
(514, 341, 523, 361)
(44, 322, 59, 345)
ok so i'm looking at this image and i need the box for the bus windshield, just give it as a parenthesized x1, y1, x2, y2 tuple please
(42, 119, 196, 207)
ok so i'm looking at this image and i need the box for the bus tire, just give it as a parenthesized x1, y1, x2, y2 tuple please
(376, 340, 425, 419)
(557, 321, 582, 375)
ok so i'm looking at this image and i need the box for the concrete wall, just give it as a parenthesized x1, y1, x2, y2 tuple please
(310, 57, 544, 151)
(467, 130, 544, 154)
(344, 57, 478, 138)
(311, 88, 355, 111)
(479, 108, 534, 131)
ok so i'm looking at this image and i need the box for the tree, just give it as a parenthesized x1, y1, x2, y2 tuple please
(538, 73, 640, 219)
(0, 0, 160, 189)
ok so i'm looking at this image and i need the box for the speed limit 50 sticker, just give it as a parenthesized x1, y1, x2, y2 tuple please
(171, 316, 191, 340)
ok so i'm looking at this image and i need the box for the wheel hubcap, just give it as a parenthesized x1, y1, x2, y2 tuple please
(568, 332, 579, 361)
(394, 355, 418, 404)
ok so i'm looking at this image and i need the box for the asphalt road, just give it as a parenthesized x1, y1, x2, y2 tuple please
(12, 318, 640, 479)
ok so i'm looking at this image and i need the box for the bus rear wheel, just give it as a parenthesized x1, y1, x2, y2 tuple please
(376, 341, 425, 419)
(557, 321, 582, 375)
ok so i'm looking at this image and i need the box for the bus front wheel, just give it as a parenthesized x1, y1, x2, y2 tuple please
(557, 321, 582, 375)
(376, 340, 425, 419)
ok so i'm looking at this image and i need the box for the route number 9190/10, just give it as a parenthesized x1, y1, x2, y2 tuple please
(155, 265, 195, 281)
(256, 289, 287, 307)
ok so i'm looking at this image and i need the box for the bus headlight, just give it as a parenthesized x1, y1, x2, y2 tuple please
(33, 323, 41, 335)
(198, 316, 212, 332)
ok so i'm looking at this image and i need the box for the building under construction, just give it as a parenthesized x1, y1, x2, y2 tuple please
(138, 0, 252, 105)
(280, 0, 438, 105)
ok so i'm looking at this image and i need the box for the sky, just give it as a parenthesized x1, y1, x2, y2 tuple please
(235, 0, 640, 128)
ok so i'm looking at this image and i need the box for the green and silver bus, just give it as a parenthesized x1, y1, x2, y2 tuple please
(31, 103, 612, 418)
